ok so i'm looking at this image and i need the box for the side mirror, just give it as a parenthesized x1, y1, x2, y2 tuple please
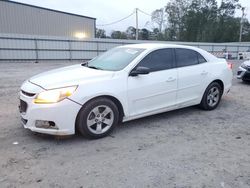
(129, 66, 150, 77)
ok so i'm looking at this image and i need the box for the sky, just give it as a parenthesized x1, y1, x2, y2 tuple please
(12, 0, 250, 35)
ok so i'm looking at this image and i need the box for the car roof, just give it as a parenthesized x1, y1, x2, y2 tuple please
(119, 43, 219, 62)
(121, 43, 197, 50)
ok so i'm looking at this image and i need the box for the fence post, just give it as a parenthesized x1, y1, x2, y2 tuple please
(237, 45, 239, 60)
(34, 38, 38, 63)
(96, 41, 99, 56)
(68, 40, 72, 61)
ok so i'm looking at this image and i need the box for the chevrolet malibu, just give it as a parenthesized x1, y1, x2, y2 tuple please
(19, 44, 233, 139)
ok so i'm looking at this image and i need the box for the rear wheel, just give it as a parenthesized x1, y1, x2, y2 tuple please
(76, 98, 119, 139)
(200, 82, 222, 110)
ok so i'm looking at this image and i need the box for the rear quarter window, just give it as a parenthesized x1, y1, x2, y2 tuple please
(198, 53, 207, 63)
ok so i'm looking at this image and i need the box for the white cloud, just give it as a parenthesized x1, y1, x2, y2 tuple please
(11, 0, 250, 34)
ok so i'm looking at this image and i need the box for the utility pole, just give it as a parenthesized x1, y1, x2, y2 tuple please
(136, 8, 138, 40)
(239, 7, 245, 42)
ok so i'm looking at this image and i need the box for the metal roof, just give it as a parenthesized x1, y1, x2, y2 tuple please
(2, 0, 96, 20)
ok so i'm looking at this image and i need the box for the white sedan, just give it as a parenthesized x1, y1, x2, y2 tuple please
(19, 43, 233, 138)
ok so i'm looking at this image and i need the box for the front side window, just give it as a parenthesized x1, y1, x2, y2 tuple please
(136, 49, 174, 72)
(87, 47, 144, 71)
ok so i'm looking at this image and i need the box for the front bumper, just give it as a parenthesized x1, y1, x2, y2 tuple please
(19, 81, 82, 135)
(237, 66, 250, 81)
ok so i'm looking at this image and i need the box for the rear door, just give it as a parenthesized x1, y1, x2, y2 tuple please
(127, 48, 177, 116)
(175, 48, 210, 106)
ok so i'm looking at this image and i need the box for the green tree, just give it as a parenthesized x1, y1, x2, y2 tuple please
(242, 19, 250, 41)
(183, 0, 218, 42)
(96, 28, 106, 38)
(139, 28, 149, 40)
(165, 0, 190, 40)
(111, 31, 127, 39)
(126, 26, 136, 39)
(214, 0, 241, 42)
(162, 0, 242, 42)
(151, 8, 166, 33)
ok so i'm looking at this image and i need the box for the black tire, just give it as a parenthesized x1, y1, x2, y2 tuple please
(199, 82, 222, 110)
(76, 97, 119, 139)
(242, 79, 250, 83)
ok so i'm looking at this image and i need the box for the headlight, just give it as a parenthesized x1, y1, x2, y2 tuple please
(34, 86, 77, 104)
(241, 63, 248, 69)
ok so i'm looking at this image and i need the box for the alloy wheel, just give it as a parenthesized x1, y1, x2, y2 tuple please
(207, 86, 220, 107)
(86, 105, 114, 134)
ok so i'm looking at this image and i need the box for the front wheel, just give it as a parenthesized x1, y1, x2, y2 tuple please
(76, 98, 119, 139)
(199, 82, 222, 110)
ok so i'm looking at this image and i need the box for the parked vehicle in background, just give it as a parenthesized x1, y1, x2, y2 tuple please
(237, 60, 250, 82)
(238, 50, 250, 60)
(19, 43, 233, 139)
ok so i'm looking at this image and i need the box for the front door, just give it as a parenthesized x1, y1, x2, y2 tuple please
(127, 48, 177, 116)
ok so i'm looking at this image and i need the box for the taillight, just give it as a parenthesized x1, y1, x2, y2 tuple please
(227, 62, 233, 69)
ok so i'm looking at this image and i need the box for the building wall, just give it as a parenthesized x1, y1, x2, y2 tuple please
(0, 0, 96, 38)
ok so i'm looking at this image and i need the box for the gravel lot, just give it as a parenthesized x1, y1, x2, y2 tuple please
(0, 60, 250, 188)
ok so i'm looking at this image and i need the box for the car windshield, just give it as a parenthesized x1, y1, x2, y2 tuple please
(86, 47, 144, 71)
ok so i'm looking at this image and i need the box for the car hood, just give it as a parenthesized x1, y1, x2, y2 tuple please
(29, 64, 115, 89)
(243, 60, 250, 66)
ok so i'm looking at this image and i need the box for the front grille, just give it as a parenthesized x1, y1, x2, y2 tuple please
(21, 90, 36, 97)
(19, 99, 28, 113)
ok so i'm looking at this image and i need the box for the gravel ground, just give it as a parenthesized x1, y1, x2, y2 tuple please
(0, 60, 250, 188)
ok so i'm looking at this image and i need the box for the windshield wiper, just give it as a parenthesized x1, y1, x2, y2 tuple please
(81, 61, 103, 70)
(87, 66, 103, 70)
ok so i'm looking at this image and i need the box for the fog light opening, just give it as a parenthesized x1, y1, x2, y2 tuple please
(21, 118, 28, 125)
(35, 120, 58, 129)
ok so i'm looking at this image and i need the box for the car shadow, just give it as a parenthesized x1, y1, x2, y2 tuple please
(26, 105, 203, 143)
(116, 106, 202, 132)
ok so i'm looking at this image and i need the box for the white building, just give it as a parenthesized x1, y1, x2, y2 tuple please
(0, 0, 96, 38)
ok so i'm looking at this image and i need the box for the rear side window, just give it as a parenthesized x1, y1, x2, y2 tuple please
(198, 53, 207, 63)
(137, 49, 174, 72)
(175, 48, 207, 67)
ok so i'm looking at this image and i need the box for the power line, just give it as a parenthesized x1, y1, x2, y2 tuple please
(97, 11, 135, 27)
(138, 9, 152, 17)
(96, 8, 152, 27)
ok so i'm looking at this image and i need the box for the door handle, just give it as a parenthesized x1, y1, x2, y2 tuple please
(201, 71, 208, 75)
(166, 77, 176, 82)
